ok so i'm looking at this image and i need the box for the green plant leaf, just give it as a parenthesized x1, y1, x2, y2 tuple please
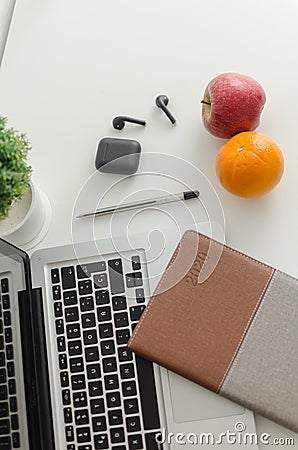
(0, 116, 32, 220)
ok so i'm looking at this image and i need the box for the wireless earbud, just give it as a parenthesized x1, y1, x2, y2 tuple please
(155, 95, 177, 125)
(112, 116, 146, 130)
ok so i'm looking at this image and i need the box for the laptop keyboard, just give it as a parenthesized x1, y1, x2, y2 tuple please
(0, 277, 20, 449)
(51, 254, 163, 450)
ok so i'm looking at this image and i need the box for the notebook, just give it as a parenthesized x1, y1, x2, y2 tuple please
(128, 230, 298, 434)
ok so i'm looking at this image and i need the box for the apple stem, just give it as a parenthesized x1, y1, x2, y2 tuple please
(201, 100, 211, 105)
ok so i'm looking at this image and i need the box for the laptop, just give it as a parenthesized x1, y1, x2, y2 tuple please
(0, 0, 15, 68)
(0, 221, 258, 450)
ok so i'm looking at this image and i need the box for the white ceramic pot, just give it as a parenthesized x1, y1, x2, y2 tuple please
(0, 181, 52, 249)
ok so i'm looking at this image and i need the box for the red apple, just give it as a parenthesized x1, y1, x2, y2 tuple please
(201, 72, 266, 139)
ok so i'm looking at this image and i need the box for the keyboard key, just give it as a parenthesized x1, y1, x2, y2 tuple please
(93, 273, 108, 289)
(76, 265, 89, 279)
(108, 409, 123, 426)
(55, 319, 64, 335)
(78, 280, 92, 295)
(67, 445, 75, 450)
(54, 302, 63, 318)
(125, 272, 143, 288)
(52, 285, 61, 301)
(60, 372, 69, 388)
(5, 345, 13, 360)
(100, 339, 115, 356)
(128, 434, 143, 449)
(97, 306, 111, 322)
(4, 328, 12, 344)
(108, 259, 124, 295)
(110, 427, 125, 444)
(124, 398, 139, 415)
(71, 374, 86, 390)
(114, 312, 128, 328)
(1, 279, 9, 294)
(68, 340, 82, 356)
(136, 355, 160, 430)
(85, 346, 99, 362)
(7, 362, 14, 378)
(94, 434, 108, 449)
(64, 407, 73, 424)
(131, 255, 141, 271)
(95, 290, 110, 305)
(3, 311, 11, 326)
(67, 324, 81, 339)
(57, 336, 66, 352)
(122, 380, 137, 397)
(0, 403, 8, 418)
(12, 432, 20, 448)
(106, 392, 121, 408)
(104, 374, 119, 390)
(62, 389, 71, 405)
(78, 446, 92, 450)
(83, 329, 98, 345)
(130, 305, 145, 322)
(145, 432, 163, 450)
(76, 426, 91, 443)
(0, 386, 7, 401)
(112, 296, 127, 311)
(0, 337, 3, 351)
(87, 364, 101, 380)
(70, 357, 84, 373)
(126, 416, 141, 433)
(0, 352, 4, 367)
(80, 296, 94, 312)
(77, 262, 106, 279)
(61, 266, 76, 290)
(9, 397, 17, 413)
(65, 425, 74, 442)
(0, 369, 6, 384)
(111, 447, 126, 450)
(51, 268, 60, 284)
(90, 398, 105, 415)
(82, 313, 96, 328)
(102, 357, 117, 373)
(98, 323, 113, 339)
(88, 381, 103, 397)
(8, 379, 16, 395)
(11, 414, 19, 430)
(120, 363, 135, 380)
(135, 288, 145, 303)
(2, 294, 10, 309)
(116, 329, 130, 345)
(118, 347, 133, 362)
(73, 391, 87, 408)
(65, 307, 79, 323)
(59, 354, 68, 370)
(63, 290, 78, 306)
(0, 419, 10, 436)
(92, 415, 107, 432)
(0, 436, 11, 450)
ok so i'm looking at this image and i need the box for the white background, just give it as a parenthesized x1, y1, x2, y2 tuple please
(0, 0, 298, 447)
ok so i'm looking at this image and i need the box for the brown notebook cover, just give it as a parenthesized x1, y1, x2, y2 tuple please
(128, 230, 298, 433)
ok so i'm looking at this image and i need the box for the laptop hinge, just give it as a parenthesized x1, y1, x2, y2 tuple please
(18, 288, 55, 450)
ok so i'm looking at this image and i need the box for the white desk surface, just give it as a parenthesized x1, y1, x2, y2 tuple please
(0, 0, 298, 447)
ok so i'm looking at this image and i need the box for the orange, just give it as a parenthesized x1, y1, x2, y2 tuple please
(216, 132, 284, 198)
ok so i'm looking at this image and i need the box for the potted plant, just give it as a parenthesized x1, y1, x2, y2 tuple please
(0, 116, 51, 249)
